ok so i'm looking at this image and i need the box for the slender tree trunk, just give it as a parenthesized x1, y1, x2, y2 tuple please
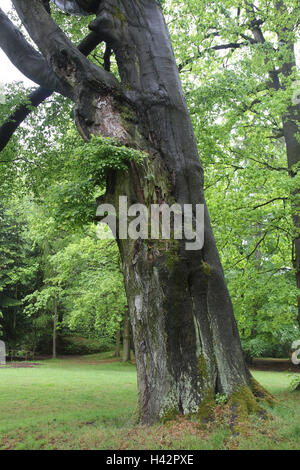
(122, 308, 131, 363)
(115, 326, 121, 358)
(251, 235, 263, 342)
(53, 298, 57, 359)
(281, 82, 300, 331)
(248, 2, 300, 331)
(273, 3, 300, 330)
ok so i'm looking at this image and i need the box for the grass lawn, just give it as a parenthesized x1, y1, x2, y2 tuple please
(0, 353, 299, 450)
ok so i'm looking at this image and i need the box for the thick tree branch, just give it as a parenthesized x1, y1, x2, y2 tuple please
(11, 0, 133, 144)
(12, 0, 119, 95)
(0, 88, 51, 153)
(0, 7, 71, 97)
(0, 30, 106, 153)
(51, 0, 100, 15)
(243, 3, 281, 91)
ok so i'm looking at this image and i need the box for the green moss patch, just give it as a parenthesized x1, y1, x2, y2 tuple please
(160, 407, 179, 424)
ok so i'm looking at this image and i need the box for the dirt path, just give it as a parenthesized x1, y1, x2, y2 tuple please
(1, 357, 298, 372)
(0, 363, 44, 368)
(250, 358, 300, 372)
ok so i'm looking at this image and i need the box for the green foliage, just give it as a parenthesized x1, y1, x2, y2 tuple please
(241, 326, 298, 359)
(77, 135, 145, 182)
(58, 335, 114, 355)
(0, 200, 41, 345)
(49, 231, 126, 339)
(166, 0, 300, 354)
(10, 123, 144, 229)
(215, 393, 228, 406)
(0, 0, 299, 359)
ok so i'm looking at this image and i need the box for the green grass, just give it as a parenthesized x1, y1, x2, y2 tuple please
(0, 354, 299, 450)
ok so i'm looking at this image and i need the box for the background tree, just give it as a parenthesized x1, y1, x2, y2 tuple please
(166, 0, 300, 352)
(0, 200, 41, 350)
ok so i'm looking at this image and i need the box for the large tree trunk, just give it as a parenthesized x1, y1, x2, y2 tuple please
(9, 0, 270, 425)
(89, 0, 256, 424)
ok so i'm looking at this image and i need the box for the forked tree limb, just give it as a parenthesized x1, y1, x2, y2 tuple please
(0, 26, 107, 153)
(0, 7, 69, 96)
(11, 0, 119, 95)
(0, 88, 52, 153)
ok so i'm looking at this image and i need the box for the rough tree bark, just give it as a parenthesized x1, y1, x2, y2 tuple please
(0, 0, 272, 425)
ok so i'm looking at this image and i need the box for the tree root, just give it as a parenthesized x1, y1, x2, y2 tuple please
(227, 377, 277, 433)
